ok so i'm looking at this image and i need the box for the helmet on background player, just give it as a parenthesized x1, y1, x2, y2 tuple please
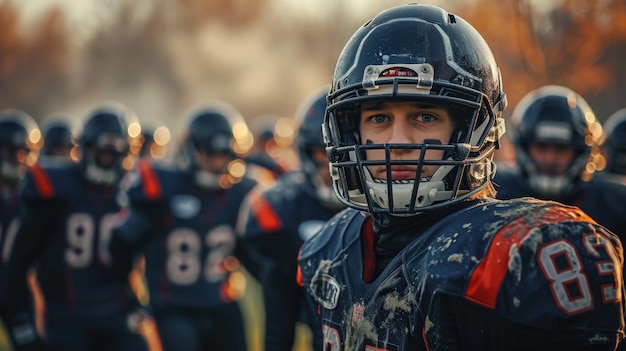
(40, 116, 76, 160)
(295, 87, 342, 209)
(323, 4, 507, 215)
(77, 102, 134, 185)
(0, 109, 40, 183)
(601, 108, 626, 176)
(178, 101, 249, 189)
(511, 85, 601, 197)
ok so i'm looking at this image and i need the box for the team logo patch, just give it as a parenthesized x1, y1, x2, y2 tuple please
(311, 273, 341, 310)
(171, 195, 201, 219)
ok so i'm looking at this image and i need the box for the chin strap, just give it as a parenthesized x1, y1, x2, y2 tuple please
(0, 161, 23, 182)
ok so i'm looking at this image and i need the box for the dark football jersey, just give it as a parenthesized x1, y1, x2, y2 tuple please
(239, 171, 342, 351)
(494, 168, 626, 245)
(7, 162, 138, 318)
(0, 185, 20, 308)
(298, 198, 625, 350)
(118, 160, 257, 310)
(240, 171, 340, 254)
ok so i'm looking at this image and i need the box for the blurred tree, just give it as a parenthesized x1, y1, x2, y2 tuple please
(0, 3, 69, 118)
(463, 0, 626, 122)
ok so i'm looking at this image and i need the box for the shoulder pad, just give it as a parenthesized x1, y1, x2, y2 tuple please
(20, 162, 81, 200)
(123, 160, 164, 203)
(299, 208, 366, 262)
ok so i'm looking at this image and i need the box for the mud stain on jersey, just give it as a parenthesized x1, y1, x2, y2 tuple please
(343, 289, 414, 351)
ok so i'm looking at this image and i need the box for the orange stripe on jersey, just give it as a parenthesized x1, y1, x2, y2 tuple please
(296, 250, 304, 287)
(465, 205, 596, 309)
(250, 192, 282, 232)
(137, 161, 161, 200)
(29, 163, 55, 198)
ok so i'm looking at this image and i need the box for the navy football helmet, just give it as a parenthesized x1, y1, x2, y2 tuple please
(179, 101, 248, 189)
(41, 116, 75, 160)
(295, 87, 342, 208)
(0, 109, 39, 183)
(323, 4, 507, 215)
(602, 108, 626, 175)
(77, 102, 133, 185)
(510, 85, 601, 197)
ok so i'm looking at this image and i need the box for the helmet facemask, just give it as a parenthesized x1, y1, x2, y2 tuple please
(326, 93, 503, 216)
(82, 132, 129, 185)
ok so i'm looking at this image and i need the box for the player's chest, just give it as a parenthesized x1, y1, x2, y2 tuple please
(317, 257, 418, 351)
(165, 192, 237, 228)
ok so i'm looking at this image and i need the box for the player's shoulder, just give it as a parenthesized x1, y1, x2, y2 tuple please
(405, 198, 623, 337)
(251, 171, 311, 208)
(122, 160, 179, 203)
(299, 208, 366, 261)
(20, 161, 81, 200)
(230, 175, 258, 195)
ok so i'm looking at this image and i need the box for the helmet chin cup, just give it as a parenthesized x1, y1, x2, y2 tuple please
(364, 164, 455, 214)
(85, 162, 119, 185)
(529, 174, 571, 198)
(0, 160, 23, 182)
(194, 169, 221, 190)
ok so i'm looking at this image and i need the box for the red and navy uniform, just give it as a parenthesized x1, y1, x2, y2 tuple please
(298, 198, 625, 350)
(6, 162, 148, 351)
(111, 160, 256, 351)
(494, 168, 626, 246)
(239, 171, 341, 351)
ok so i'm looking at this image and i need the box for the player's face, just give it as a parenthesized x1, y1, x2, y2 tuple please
(195, 150, 230, 174)
(527, 142, 577, 176)
(359, 100, 455, 179)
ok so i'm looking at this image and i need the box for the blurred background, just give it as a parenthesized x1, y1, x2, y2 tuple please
(1, 0, 625, 350)
(2, 0, 625, 140)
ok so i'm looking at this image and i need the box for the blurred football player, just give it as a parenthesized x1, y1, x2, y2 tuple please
(601, 108, 626, 180)
(5, 102, 149, 351)
(238, 87, 344, 351)
(494, 85, 626, 245)
(0, 109, 40, 350)
(297, 4, 625, 350)
(109, 101, 257, 351)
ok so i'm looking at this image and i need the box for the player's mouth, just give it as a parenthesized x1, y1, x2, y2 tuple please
(371, 166, 431, 183)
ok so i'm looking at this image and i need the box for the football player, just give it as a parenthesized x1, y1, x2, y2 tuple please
(494, 86, 626, 246)
(601, 108, 626, 180)
(109, 101, 257, 351)
(237, 87, 344, 351)
(5, 102, 149, 351)
(0, 109, 41, 350)
(297, 4, 625, 350)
